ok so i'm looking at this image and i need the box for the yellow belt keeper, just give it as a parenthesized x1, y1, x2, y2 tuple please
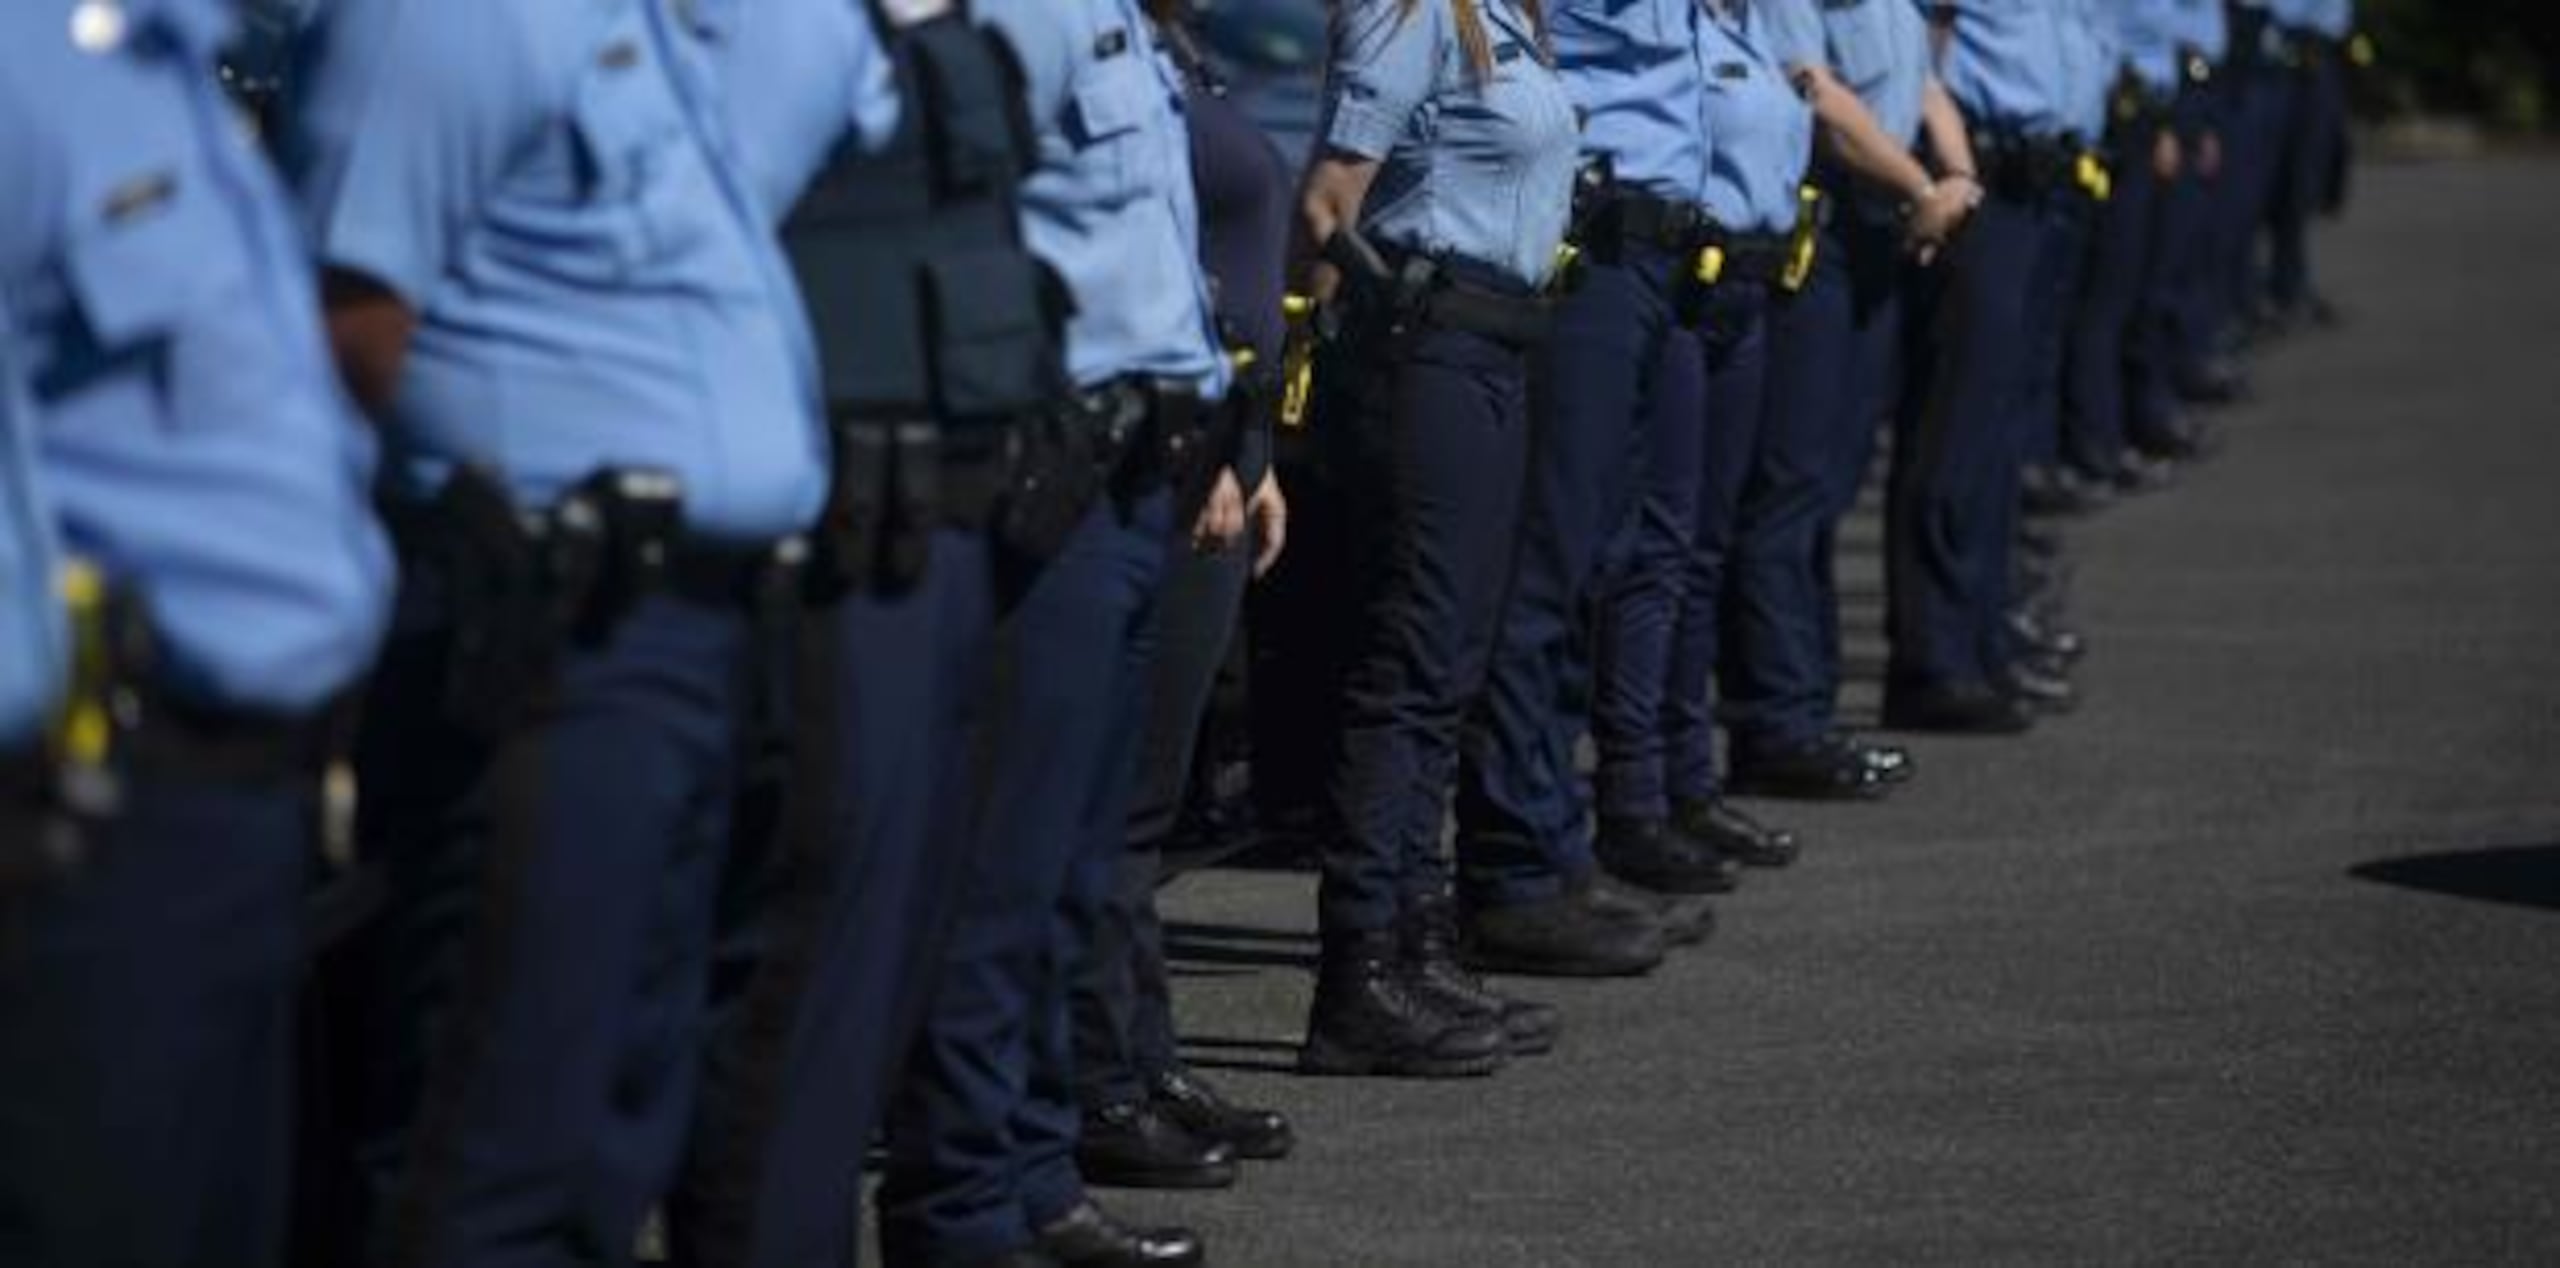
(1278, 293, 1316, 430)
(51, 560, 114, 769)
(1694, 244, 1726, 287)
(1780, 185, 1821, 294)
(2347, 33, 2375, 69)
(2076, 151, 2113, 203)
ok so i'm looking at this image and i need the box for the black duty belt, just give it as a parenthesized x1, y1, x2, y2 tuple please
(122, 697, 326, 785)
(1976, 133, 2083, 202)
(1584, 186, 1716, 261)
(1327, 233, 1554, 350)
(1711, 230, 1796, 287)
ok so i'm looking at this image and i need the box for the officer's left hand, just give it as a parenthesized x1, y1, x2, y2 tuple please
(1247, 471, 1289, 578)
(1193, 468, 1247, 554)
(2197, 130, 2225, 180)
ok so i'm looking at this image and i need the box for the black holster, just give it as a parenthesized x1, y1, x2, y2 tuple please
(398, 465, 682, 741)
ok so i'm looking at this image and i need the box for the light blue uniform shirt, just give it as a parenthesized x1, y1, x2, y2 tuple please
(978, 0, 1226, 396)
(2055, 0, 2115, 141)
(1548, 0, 1714, 206)
(718, 0, 903, 219)
(1320, 0, 1580, 289)
(2162, 0, 2227, 63)
(1763, 0, 1932, 148)
(2116, 0, 2188, 95)
(1933, 0, 2076, 140)
(0, 0, 392, 716)
(2271, 0, 2352, 39)
(0, 356, 62, 744)
(286, 0, 827, 543)
(1697, 2, 1814, 234)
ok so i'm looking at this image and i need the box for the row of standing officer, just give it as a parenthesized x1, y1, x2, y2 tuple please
(0, 0, 1285, 1265)
(0, 0, 2364, 1265)
(1260, 0, 2362, 1066)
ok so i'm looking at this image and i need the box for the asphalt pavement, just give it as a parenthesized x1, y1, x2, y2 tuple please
(1109, 156, 2560, 1266)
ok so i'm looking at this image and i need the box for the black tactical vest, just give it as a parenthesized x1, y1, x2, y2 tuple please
(782, 0, 1065, 438)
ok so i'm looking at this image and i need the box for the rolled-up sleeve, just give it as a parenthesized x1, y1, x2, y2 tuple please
(280, 0, 532, 308)
(1324, 0, 1443, 160)
(1762, 0, 1826, 73)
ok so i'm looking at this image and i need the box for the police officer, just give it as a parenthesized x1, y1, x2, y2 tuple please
(281, 0, 832, 1260)
(2146, 0, 2250, 429)
(1881, 0, 2077, 733)
(1721, 0, 1978, 800)
(1448, 0, 1735, 984)
(2061, 0, 2190, 493)
(651, 4, 996, 1266)
(1067, 0, 1299, 1193)
(2016, 0, 2119, 516)
(1586, 0, 1810, 900)
(0, 2, 394, 1262)
(1294, 0, 1578, 1076)
(873, 1, 1230, 1263)
(2264, 0, 2354, 327)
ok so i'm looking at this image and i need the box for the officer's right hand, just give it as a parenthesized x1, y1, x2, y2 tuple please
(1192, 468, 1247, 555)
(1905, 180, 1974, 262)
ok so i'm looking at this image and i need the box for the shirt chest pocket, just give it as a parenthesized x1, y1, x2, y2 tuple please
(481, 39, 720, 286)
(1064, 43, 1165, 207)
(43, 156, 246, 407)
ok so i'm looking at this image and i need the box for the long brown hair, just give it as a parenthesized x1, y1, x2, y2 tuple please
(1396, 0, 1547, 80)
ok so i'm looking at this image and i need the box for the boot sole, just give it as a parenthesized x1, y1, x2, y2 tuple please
(1295, 1036, 1506, 1079)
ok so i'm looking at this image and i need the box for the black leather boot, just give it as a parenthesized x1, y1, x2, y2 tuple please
(1035, 1199, 1203, 1268)
(1298, 930, 1508, 1079)
(1147, 1065, 1294, 1161)
(1075, 1099, 1237, 1190)
(1399, 898, 1562, 1056)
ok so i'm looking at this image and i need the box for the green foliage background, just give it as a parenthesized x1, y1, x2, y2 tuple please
(2358, 1, 2560, 129)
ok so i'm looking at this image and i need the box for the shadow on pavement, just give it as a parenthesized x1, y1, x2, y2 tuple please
(2348, 844, 2560, 912)
(1166, 921, 1318, 973)
(1177, 1035, 1302, 1075)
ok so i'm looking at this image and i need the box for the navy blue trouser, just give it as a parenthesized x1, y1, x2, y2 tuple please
(1070, 537, 1250, 1110)
(0, 767, 306, 1268)
(672, 531, 1005, 1268)
(2147, 91, 2227, 413)
(324, 588, 761, 1268)
(2270, 56, 2347, 311)
(2064, 122, 2167, 479)
(1454, 246, 1683, 908)
(2215, 67, 2298, 324)
(1726, 211, 1903, 756)
(1321, 319, 1532, 935)
(1888, 194, 2044, 691)
(1594, 282, 1767, 819)
(2025, 197, 2096, 470)
(880, 492, 1173, 1267)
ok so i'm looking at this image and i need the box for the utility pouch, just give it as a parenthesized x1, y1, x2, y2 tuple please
(4, 563, 131, 898)
(571, 468, 682, 641)
(430, 467, 571, 742)
(815, 418, 894, 600)
(1278, 294, 1319, 431)
(1781, 185, 1824, 294)
(997, 410, 1103, 563)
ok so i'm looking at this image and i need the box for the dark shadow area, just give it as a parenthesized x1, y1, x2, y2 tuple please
(1165, 922, 1319, 973)
(2348, 844, 2560, 911)
(1176, 1036, 1302, 1075)
(1165, 921, 1317, 946)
